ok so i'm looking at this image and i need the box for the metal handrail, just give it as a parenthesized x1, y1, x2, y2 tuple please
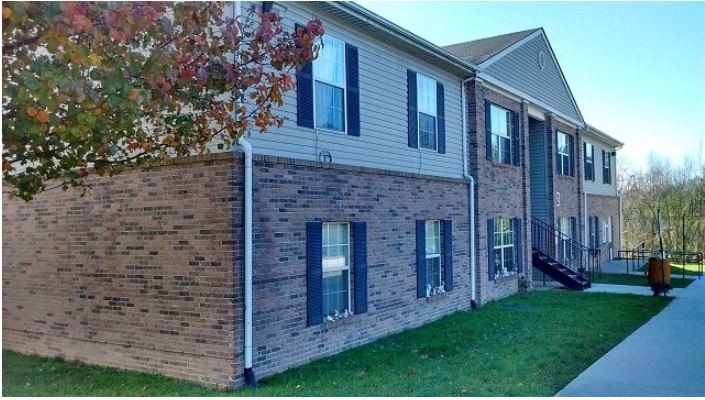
(530, 217, 594, 280)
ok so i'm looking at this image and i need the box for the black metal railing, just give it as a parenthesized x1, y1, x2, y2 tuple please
(617, 246, 703, 278)
(530, 217, 596, 280)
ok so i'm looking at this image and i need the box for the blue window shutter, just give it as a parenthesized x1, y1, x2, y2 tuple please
(416, 220, 426, 298)
(295, 24, 314, 129)
(442, 220, 453, 291)
(261, 1, 273, 12)
(485, 101, 492, 161)
(407, 70, 418, 148)
(512, 110, 521, 166)
(603, 150, 608, 184)
(487, 219, 495, 280)
(436, 82, 446, 154)
(306, 221, 323, 326)
(595, 216, 600, 247)
(514, 218, 523, 273)
(353, 221, 368, 314)
(345, 44, 360, 137)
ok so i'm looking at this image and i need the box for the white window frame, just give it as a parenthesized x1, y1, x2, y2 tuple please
(416, 73, 438, 151)
(489, 104, 512, 164)
(313, 35, 347, 134)
(322, 222, 351, 317)
(603, 151, 612, 184)
(493, 218, 515, 276)
(584, 142, 594, 181)
(425, 220, 442, 288)
(557, 131, 571, 176)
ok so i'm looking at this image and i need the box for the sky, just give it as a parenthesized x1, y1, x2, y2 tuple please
(357, 1, 705, 172)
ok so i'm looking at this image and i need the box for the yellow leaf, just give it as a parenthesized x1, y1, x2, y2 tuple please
(2, 7, 11, 19)
(88, 53, 101, 66)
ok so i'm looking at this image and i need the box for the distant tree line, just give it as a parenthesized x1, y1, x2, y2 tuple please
(619, 154, 705, 257)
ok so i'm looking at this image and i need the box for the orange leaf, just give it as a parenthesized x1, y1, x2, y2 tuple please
(36, 110, 49, 123)
(2, 7, 12, 19)
(70, 53, 82, 65)
(128, 89, 140, 100)
(26, 107, 38, 117)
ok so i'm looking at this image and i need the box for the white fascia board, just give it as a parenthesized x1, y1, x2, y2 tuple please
(479, 73, 585, 128)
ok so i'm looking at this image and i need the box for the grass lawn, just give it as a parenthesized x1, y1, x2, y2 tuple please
(3, 290, 668, 397)
(639, 262, 703, 276)
(592, 273, 694, 288)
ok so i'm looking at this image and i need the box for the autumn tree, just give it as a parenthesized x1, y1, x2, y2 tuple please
(2, 1, 323, 200)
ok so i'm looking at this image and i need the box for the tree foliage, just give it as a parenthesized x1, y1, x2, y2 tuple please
(620, 154, 705, 255)
(2, 1, 323, 200)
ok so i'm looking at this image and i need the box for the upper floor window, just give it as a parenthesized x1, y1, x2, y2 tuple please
(584, 142, 594, 181)
(314, 36, 346, 132)
(602, 150, 612, 184)
(489, 105, 512, 164)
(322, 222, 350, 318)
(417, 74, 437, 151)
(556, 131, 573, 176)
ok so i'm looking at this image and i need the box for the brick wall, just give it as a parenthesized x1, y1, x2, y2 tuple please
(2, 154, 240, 388)
(3, 152, 476, 388)
(586, 194, 621, 263)
(546, 115, 583, 240)
(467, 80, 532, 304)
(236, 155, 472, 384)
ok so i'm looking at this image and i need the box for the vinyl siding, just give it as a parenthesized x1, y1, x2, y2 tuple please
(221, 2, 466, 179)
(529, 120, 549, 222)
(483, 35, 581, 123)
(583, 138, 618, 196)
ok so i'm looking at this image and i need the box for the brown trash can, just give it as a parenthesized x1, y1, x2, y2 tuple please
(648, 257, 671, 296)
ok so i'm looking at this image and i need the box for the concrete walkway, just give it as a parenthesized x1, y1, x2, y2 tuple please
(586, 283, 686, 297)
(558, 278, 705, 396)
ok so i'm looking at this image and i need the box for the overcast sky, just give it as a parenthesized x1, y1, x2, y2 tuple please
(358, 1, 705, 172)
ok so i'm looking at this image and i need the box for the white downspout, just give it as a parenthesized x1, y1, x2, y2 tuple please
(233, 0, 256, 388)
(461, 76, 477, 309)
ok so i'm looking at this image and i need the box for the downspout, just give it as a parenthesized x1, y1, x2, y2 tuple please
(233, 0, 256, 388)
(461, 76, 477, 309)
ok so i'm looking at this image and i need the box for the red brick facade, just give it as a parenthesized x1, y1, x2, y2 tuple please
(3, 154, 240, 388)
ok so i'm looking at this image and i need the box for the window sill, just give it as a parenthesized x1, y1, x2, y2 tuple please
(494, 274, 519, 283)
(322, 315, 355, 330)
(557, 174, 575, 181)
(316, 127, 347, 136)
(425, 292, 448, 303)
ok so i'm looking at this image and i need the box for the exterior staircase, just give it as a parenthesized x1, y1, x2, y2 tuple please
(530, 217, 593, 290)
(532, 249, 591, 290)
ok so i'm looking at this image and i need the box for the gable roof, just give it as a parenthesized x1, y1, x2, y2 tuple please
(442, 29, 539, 65)
(445, 28, 585, 126)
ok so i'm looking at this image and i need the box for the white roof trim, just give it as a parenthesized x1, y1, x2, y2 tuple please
(479, 73, 584, 127)
(478, 29, 585, 125)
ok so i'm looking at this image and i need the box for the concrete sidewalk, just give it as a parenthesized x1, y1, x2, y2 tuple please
(558, 278, 705, 396)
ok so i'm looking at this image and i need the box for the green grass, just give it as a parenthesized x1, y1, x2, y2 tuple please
(592, 273, 694, 288)
(638, 262, 703, 276)
(3, 291, 668, 397)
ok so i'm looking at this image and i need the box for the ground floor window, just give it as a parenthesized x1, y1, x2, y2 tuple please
(425, 220, 443, 293)
(493, 218, 515, 278)
(322, 222, 351, 318)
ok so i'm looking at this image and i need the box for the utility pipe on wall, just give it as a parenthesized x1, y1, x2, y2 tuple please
(461, 76, 477, 309)
(232, 0, 256, 388)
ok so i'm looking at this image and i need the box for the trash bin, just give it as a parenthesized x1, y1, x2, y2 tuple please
(648, 257, 671, 296)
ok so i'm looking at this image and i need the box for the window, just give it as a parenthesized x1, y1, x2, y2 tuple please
(558, 217, 572, 261)
(425, 220, 442, 288)
(417, 74, 437, 150)
(322, 222, 350, 318)
(603, 150, 612, 184)
(314, 36, 346, 132)
(489, 104, 512, 164)
(601, 217, 613, 244)
(584, 142, 594, 181)
(557, 131, 572, 176)
(493, 219, 515, 278)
